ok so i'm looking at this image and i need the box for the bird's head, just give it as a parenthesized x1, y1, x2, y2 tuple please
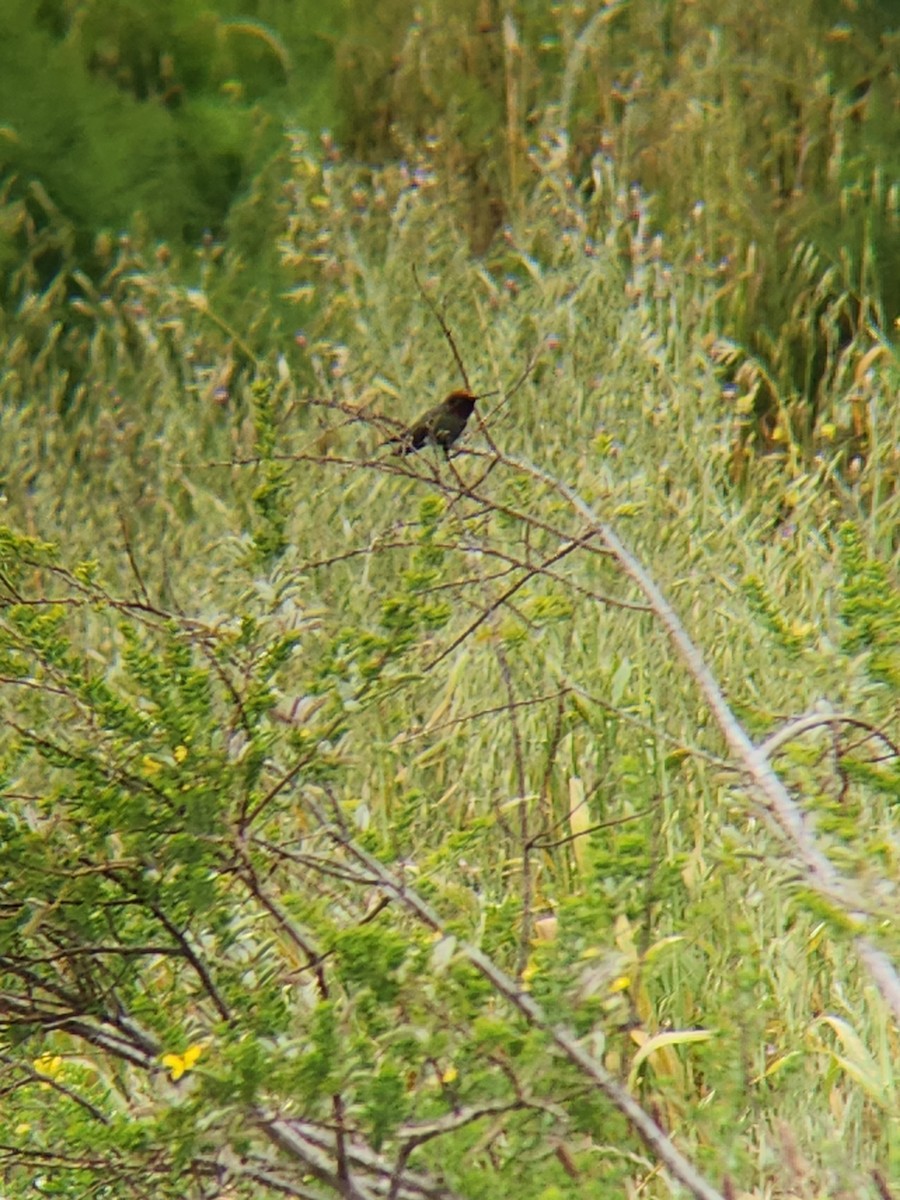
(445, 390, 478, 417)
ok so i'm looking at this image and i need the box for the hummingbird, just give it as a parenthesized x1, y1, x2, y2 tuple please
(382, 390, 478, 456)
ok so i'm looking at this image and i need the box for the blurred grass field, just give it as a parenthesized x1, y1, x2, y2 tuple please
(0, 4, 898, 1197)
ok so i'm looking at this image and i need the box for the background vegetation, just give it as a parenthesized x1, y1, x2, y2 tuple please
(1, 1, 898, 1198)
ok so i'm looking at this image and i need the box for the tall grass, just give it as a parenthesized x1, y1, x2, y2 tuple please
(0, 120, 897, 1197)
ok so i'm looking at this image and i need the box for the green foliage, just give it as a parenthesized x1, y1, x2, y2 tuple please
(838, 521, 900, 688)
(0, 0, 340, 249)
(742, 574, 814, 658)
(1, 47, 899, 1200)
(250, 376, 290, 563)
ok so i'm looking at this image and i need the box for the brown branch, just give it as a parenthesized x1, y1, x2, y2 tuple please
(758, 711, 900, 763)
(117, 507, 152, 608)
(528, 805, 657, 852)
(258, 1112, 469, 1200)
(299, 531, 645, 614)
(240, 716, 343, 828)
(412, 266, 471, 392)
(424, 531, 596, 672)
(391, 687, 571, 743)
(146, 902, 232, 1022)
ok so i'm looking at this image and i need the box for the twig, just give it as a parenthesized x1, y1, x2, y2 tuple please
(424, 532, 596, 672)
(412, 266, 471, 392)
(758, 711, 899, 762)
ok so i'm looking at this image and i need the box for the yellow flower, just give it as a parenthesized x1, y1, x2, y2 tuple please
(173, 745, 189, 763)
(161, 1042, 206, 1081)
(33, 1054, 63, 1079)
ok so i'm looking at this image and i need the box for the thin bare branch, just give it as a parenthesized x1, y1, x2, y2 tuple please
(412, 266, 471, 392)
(424, 531, 596, 672)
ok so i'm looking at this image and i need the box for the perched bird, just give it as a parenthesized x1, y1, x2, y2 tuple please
(382, 390, 478, 456)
